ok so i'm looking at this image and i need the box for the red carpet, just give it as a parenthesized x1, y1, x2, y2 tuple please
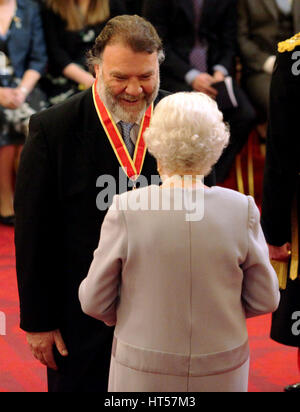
(0, 137, 299, 392)
(0, 224, 299, 392)
(0, 225, 46, 392)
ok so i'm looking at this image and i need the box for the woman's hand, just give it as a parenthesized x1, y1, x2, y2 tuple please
(0, 87, 20, 109)
(192, 73, 218, 99)
(14, 87, 28, 107)
(63, 63, 95, 89)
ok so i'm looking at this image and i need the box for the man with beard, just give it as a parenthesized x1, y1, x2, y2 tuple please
(14, 15, 167, 393)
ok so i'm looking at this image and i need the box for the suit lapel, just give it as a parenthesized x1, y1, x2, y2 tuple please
(177, 0, 195, 24)
(73, 88, 106, 170)
(8, 0, 25, 42)
(77, 87, 110, 149)
(261, 0, 279, 20)
(201, 0, 213, 21)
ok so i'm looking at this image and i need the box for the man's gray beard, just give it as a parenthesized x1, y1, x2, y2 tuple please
(97, 77, 159, 124)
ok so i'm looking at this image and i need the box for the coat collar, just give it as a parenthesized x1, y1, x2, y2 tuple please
(16, 0, 26, 8)
(176, 0, 212, 26)
(10, 0, 27, 34)
(15, 0, 26, 14)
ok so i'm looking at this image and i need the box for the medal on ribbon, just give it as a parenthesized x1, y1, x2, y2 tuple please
(92, 80, 153, 187)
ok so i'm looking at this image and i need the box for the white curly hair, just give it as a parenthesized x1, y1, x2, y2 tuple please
(144, 92, 230, 176)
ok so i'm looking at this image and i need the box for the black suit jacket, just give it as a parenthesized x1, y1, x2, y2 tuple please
(143, 0, 237, 91)
(125, 0, 144, 15)
(261, 47, 300, 348)
(14, 88, 166, 353)
(261, 48, 300, 247)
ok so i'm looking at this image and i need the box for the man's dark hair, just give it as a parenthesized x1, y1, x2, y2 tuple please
(87, 14, 164, 76)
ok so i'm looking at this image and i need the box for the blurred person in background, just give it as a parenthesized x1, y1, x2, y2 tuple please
(125, 0, 144, 15)
(237, 0, 300, 139)
(40, 0, 126, 106)
(261, 32, 300, 392)
(143, 0, 256, 184)
(0, 0, 47, 226)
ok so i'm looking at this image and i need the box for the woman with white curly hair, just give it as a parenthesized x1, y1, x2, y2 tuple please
(79, 92, 280, 392)
(145, 91, 230, 180)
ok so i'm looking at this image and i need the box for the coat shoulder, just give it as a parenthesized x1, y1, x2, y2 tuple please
(31, 89, 92, 127)
(212, 186, 249, 206)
